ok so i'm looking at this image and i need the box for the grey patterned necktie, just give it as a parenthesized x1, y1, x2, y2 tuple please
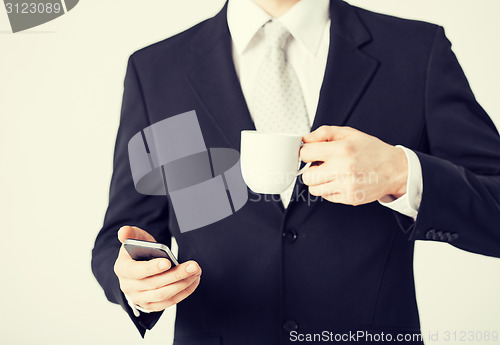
(252, 20, 310, 135)
(252, 20, 310, 206)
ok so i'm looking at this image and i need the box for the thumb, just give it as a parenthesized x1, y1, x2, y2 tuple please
(117, 225, 156, 244)
(303, 125, 354, 143)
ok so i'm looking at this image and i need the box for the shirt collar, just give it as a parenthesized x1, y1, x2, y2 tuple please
(227, 0, 330, 56)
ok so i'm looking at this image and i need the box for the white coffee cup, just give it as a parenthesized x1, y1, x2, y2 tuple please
(240, 130, 311, 194)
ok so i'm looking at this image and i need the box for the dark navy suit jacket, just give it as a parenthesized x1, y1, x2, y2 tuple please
(92, 1, 500, 344)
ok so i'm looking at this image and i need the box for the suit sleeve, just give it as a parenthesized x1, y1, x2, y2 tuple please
(394, 26, 500, 258)
(91, 54, 172, 337)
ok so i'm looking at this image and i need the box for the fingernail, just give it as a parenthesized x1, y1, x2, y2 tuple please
(159, 260, 169, 270)
(186, 263, 197, 273)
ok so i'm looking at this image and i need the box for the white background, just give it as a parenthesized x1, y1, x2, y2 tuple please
(1, 1, 499, 344)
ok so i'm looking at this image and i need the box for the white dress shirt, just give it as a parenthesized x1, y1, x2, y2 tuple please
(128, 0, 424, 317)
(227, 0, 423, 217)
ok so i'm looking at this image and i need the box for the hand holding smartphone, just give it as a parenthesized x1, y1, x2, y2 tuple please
(115, 227, 200, 313)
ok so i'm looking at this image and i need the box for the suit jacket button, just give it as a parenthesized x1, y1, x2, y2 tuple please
(283, 319, 298, 332)
(283, 230, 298, 243)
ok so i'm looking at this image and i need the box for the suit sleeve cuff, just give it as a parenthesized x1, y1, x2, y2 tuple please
(124, 293, 154, 317)
(378, 146, 423, 220)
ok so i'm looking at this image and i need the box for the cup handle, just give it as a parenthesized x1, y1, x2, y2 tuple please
(297, 161, 311, 176)
(296, 140, 311, 176)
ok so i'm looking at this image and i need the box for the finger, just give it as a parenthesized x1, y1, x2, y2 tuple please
(301, 162, 338, 187)
(116, 248, 172, 279)
(322, 193, 347, 204)
(308, 180, 347, 197)
(132, 261, 201, 291)
(137, 274, 201, 304)
(300, 142, 330, 163)
(302, 125, 355, 143)
(142, 276, 201, 312)
(117, 225, 156, 244)
(300, 142, 343, 163)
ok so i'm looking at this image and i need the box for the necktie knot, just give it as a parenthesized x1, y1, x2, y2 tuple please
(263, 20, 291, 50)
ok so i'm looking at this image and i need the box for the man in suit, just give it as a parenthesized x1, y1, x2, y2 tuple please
(92, 0, 500, 344)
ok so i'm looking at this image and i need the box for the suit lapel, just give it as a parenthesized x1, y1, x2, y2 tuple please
(311, 0, 379, 131)
(289, 0, 379, 214)
(186, 4, 254, 151)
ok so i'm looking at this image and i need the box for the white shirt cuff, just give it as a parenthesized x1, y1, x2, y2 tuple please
(378, 146, 423, 220)
(124, 293, 153, 317)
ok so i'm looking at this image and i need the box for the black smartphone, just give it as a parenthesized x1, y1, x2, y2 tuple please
(123, 239, 179, 266)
